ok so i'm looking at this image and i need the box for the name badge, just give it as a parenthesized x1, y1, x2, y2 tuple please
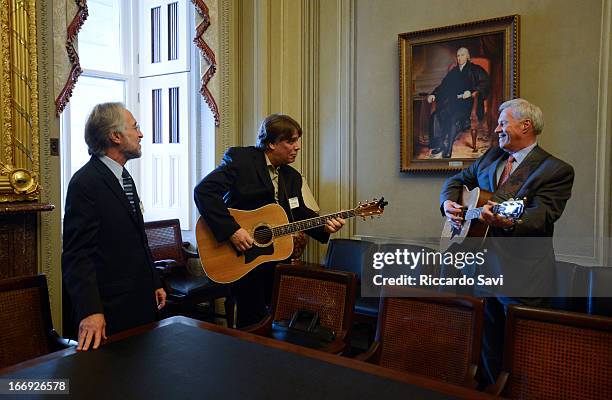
(288, 197, 300, 209)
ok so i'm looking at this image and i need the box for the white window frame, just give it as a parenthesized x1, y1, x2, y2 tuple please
(138, 0, 194, 228)
(61, 0, 205, 233)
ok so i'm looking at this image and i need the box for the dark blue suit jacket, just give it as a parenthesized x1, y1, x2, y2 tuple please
(62, 156, 162, 336)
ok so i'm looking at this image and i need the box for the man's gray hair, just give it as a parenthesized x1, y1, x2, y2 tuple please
(457, 47, 471, 60)
(499, 98, 544, 135)
(84, 102, 127, 156)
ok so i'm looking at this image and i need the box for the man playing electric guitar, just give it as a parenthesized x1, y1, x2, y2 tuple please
(439, 99, 574, 386)
(194, 114, 345, 328)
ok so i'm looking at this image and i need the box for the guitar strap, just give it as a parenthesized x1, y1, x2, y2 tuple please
(491, 153, 548, 202)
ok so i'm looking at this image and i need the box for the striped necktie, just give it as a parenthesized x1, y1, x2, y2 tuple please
(498, 155, 515, 187)
(122, 168, 137, 213)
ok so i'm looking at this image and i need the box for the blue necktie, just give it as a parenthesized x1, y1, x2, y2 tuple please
(122, 168, 137, 213)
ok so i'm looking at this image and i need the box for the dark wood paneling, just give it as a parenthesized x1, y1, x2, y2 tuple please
(0, 203, 54, 279)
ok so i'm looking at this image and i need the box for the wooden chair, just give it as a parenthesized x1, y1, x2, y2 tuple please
(357, 290, 484, 388)
(487, 305, 612, 399)
(144, 219, 234, 327)
(246, 264, 357, 354)
(323, 239, 379, 353)
(0, 274, 74, 368)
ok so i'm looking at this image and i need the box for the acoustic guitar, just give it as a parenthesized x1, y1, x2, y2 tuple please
(440, 185, 524, 251)
(196, 198, 388, 283)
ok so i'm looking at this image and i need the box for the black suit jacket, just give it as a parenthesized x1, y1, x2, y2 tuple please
(194, 146, 329, 244)
(439, 145, 574, 297)
(62, 156, 162, 336)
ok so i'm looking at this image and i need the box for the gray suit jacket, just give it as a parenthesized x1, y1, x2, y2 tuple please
(439, 145, 574, 297)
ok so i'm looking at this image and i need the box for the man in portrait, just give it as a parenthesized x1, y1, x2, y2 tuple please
(427, 47, 490, 158)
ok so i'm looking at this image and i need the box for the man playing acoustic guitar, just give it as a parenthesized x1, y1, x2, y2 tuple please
(194, 114, 345, 328)
(439, 98, 574, 386)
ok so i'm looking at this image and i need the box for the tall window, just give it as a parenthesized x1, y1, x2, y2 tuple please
(60, 0, 131, 215)
(139, 0, 192, 227)
(61, 0, 196, 228)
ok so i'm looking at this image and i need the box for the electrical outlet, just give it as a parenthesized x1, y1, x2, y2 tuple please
(50, 138, 59, 156)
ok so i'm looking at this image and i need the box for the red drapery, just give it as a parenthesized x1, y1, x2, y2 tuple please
(192, 0, 220, 126)
(55, 0, 88, 116)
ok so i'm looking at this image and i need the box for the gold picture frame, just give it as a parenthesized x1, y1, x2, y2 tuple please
(0, 0, 40, 201)
(399, 15, 519, 172)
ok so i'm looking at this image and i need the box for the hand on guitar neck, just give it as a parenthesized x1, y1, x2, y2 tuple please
(480, 201, 517, 229)
(443, 199, 516, 231)
(322, 216, 346, 234)
(229, 216, 346, 252)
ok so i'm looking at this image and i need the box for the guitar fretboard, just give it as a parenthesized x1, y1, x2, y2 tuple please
(464, 205, 501, 221)
(272, 210, 357, 237)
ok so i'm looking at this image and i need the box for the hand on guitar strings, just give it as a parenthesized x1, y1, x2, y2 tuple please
(480, 201, 516, 229)
(323, 216, 346, 234)
(443, 200, 464, 230)
(230, 228, 254, 251)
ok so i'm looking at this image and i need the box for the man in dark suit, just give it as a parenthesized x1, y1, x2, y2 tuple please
(62, 102, 166, 351)
(440, 98, 574, 384)
(194, 114, 345, 327)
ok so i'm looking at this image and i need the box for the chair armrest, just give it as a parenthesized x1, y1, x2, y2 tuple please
(354, 341, 380, 362)
(242, 314, 272, 335)
(464, 364, 479, 389)
(323, 334, 348, 355)
(48, 330, 77, 351)
(182, 245, 199, 259)
(182, 241, 199, 258)
(154, 259, 180, 274)
(485, 371, 509, 396)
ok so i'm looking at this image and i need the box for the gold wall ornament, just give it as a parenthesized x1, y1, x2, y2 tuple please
(0, 0, 40, 202)
(0, 162, 39, 200)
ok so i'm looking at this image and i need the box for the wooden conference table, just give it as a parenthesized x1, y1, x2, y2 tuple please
(1, 316, 497, 399)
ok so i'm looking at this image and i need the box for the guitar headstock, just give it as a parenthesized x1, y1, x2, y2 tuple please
(354, 197, 388, 219)
(495, 199, 525, 219)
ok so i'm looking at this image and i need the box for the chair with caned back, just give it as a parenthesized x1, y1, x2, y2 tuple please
(0, 275, 74, 369)
(144, 219, 234, 327)
(357, 291, 484, 388)
(246, 264, 357, 354)
(487, 305, 612, 399)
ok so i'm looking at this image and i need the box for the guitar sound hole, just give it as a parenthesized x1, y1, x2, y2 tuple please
(253, 225, 273, 245)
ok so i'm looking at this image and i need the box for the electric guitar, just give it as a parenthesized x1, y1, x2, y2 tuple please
(440, 185, 524, 251)
(196, 198, 388, 283)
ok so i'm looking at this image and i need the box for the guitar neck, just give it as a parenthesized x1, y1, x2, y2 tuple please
(464, 204, 501, 221)
(272, 209, 358, 237)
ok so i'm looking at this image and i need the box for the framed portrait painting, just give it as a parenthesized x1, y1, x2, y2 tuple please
(399, 15, 519, 172)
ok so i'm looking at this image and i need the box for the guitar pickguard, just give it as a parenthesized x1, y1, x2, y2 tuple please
(243, 243, 275, 264)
